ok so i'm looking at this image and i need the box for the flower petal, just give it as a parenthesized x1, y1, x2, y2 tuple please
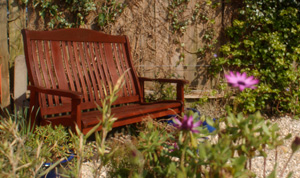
(173, 118, 182, 127)
(191, 129, 200, 133)
(225, 71, 259, 91)
(193, 120, 202, 128)
(239, 85, 246, 91)
(186, 116, 193, 129)
(241, 72, 247, 80)
(225, 73, 238, 85)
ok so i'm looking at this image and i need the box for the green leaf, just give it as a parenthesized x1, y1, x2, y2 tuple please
(198, 144, 207, 159)
(267, 164, 277, 178)
(286, 172, 293, 178)
(186, 149, 196, 158)
(284, 133, 292, 140)
(262, 124, 271, 136)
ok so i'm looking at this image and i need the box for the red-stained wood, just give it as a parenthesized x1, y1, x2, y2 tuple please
(0, 64, 1, 104)
(22, 28, 189, 134)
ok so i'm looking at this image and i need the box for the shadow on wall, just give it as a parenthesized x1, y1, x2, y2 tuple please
(13, 55, 29, 110)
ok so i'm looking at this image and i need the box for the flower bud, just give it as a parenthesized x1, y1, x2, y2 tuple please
(291, 136, 300, 153)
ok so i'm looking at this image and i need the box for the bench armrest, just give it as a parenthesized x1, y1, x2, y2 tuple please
(28, 85, 83, 131)
(28, 85, 82, 99)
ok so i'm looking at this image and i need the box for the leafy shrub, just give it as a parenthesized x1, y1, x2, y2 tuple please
(1, 72, 299, 177)
(0, 107, 79, 177)
(106, 111, 286, 177)
(26, 125, 75, 162)
(210, 0, 300, 114)
(0, 107, 49, 177)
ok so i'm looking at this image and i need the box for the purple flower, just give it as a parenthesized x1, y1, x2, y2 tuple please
(225, 71, 259, 91)
(173, 115, 202, 133)
(213, 54, 217, 58)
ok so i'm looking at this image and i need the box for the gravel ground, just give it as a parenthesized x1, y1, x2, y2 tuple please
(81, 115, 300, 178)
(251, 116, 300, 178)
(81, 161, 107, 178)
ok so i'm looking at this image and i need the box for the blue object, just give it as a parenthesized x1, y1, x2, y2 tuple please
(166, 115, 176, 125)
(41, 153, 75, 178)
(202, 120, 216, 133)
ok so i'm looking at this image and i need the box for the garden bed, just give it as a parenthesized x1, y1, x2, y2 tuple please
(79, 115, 300, 178)
(250, 116, 300, 178)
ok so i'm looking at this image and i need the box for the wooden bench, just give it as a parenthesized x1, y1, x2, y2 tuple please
(22, 28, 189, 134)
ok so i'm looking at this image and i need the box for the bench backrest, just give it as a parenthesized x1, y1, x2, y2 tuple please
(22, 28, 141, 116)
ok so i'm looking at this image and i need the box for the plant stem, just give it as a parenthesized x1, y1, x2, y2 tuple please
(264, 146, 266, 178)
(275, 146, 278, 163)
(180, 132, 189, 173)
(263, 156, 266, 178)
(280, 152, 294, 177)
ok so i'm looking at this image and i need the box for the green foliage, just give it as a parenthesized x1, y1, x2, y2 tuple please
(145, 82, 177, 102)
(167, 0, 220, 66)
(97, 0, 126, 28)
(168, 0, 190, 35)
(0, 107, 74, 177)
(32, 0, 96, 28)
(210, 0, 300, 114)
(0, 73, 296, 177)
(29, 0, 125, 29)
(67, 70, 128, 177)
(27, 125, 75, 162)
(0, 118, 45, 177)
(0, 74, 126, 177)
(106, 111, 285, 177)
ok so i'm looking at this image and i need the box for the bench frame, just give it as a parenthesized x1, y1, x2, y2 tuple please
(22, 28, 188, 134)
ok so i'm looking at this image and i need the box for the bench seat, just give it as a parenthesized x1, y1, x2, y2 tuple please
(41, 101, 181, 134)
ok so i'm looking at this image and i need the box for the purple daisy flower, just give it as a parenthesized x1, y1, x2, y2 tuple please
(173, 115, 202, 133)
(225, 71, 259, 91)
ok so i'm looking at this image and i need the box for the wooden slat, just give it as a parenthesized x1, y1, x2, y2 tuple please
(62, 41, 75, 91)
(120, 43, 137, 95)
(51, 41, 71, 104)
(37, 40, 53, 107)
(73, 42, 88, 102)
(31, 40, 48, 108)
(84, 42, 99, 101)
(88, 42, 104, 100)
(78, 42, 94, 102)
(67, 41, 82, 94)
(50, 41, 68, 90)
(112, 43, 126, 97)
(97, 43, 112, 94)
(93, 42, 106, 99)
(44, 41, 60, 105)
(103, 43, 118, 85)
(117, 43, 134, 96)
